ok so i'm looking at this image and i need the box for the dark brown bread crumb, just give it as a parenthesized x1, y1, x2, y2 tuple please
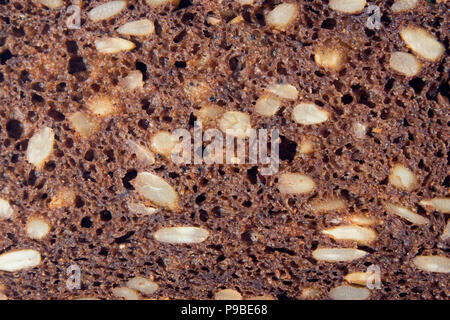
(0, 0, 448, 300)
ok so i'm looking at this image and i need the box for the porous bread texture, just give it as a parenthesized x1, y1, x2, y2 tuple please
(0, 0, 448, 300)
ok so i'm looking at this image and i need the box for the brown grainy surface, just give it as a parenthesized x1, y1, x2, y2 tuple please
(0, 0, 448, 300)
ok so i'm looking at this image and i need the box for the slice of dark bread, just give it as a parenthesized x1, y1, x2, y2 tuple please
(0, 0, 448, 300)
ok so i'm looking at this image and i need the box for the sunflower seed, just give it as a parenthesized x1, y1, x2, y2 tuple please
(153, 226, 209, 244)
(126, 277, 159, 295)
(419, 198, 450, 214)
(214, 289, 243, 300)
(400, 26, 445, 61)
(386, 203, 429, 225)
(0, 249, 41, 272)
(0, 199, 14, 220)
(329, 285, 370, 300)
(412, 255, 450, 273)
(278, 173, 316, 194)
(322, 225, 377, 243)
(132, 172, 179, 210)
(88, 1, 127, 21)
(26, 127, 54, 169)
(312, 248, 368, 262)
(329, 0, 366, 14)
